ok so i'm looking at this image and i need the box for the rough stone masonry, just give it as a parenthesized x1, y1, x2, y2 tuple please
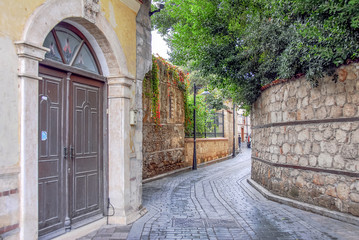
(251, 62, 359, 217)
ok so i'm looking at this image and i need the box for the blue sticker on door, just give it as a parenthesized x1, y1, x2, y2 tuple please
(41, 131, 47, 141)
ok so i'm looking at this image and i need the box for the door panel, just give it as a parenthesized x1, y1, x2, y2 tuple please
(38, 74, 65, 235)
(38, 67, 104, 237)
(71, 80, 102, 219)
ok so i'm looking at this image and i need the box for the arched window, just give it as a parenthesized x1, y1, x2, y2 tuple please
(43, 23, 101, 74)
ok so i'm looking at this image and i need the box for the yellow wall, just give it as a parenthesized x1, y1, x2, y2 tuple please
(0, 0, 138, 75)
(101, 0, 138, 75)
(0, 0, 45, 39)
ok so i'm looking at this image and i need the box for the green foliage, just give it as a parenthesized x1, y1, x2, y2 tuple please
(181, 61, 229, 110)
(202, 89, 229, 111)
(152, 0, 359, 105)
(144, 55, 190, 126)
(144, 56, 161, 125)
(185, 94, 216, 137)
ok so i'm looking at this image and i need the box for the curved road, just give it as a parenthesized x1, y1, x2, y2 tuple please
(128, 148, 359, 240)
(80, 148, 359, 240)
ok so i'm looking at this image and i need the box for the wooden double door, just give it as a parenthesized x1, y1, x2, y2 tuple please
(38, 65, 104, 237)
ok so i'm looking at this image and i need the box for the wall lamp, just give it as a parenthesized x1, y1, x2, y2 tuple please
(149, 3, 165, 16)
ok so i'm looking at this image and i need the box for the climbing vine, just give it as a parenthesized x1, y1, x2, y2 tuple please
(143, 55, 161, 125)
(144, 55, 189, 126)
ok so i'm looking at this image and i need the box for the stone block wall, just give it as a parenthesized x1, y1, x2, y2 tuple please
(184, 103, 238, 166)
(142, 59, 186, 179)
(184, 138, 229, 165)
(251, 63, 359, 217)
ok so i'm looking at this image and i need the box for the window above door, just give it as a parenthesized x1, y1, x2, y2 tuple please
(43, 23, 100, 75)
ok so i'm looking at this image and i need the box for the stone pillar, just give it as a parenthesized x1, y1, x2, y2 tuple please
(15, 42, 48, 240)
(107, 76, 135, 224)
(133, 0, 151, 205)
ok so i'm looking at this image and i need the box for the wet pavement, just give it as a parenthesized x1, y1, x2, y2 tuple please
(78, 148, 359, 239)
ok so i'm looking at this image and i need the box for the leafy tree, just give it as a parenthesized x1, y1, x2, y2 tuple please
(152, 0, 359, 106)
(185, 94, 216, 137)
(181, 61, 229, 110)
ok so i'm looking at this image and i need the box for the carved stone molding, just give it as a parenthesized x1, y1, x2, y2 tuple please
(108, 75, 135, 99)
(15, 42, 48, 80)
(83, 0, 100, 23)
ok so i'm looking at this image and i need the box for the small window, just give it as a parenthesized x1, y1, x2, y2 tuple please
(169, 93, 174, 119)
(43, 23, 101, 74)
(43, 32, 62, 62)
(55, 26, 82, 64)
(73, 44, 99, 73)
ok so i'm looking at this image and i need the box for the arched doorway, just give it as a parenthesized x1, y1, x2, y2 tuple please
(38, 22, 105, 238)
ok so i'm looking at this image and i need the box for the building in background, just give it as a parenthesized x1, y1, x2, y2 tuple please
(237, 109, 251, 145)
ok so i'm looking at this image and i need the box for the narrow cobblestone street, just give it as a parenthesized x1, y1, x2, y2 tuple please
(80, 148, 359, 240)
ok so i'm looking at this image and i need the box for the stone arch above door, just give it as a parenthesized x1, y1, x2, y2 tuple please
(20, 0, 133, 79)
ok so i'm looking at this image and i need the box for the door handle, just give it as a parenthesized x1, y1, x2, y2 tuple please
(64, 147, 68, 159)
(70, 145, 74, 160)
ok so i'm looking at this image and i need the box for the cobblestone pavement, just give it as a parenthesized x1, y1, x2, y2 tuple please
(79, 148, 359, 239)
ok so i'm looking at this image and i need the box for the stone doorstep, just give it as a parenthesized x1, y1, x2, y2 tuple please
(142, 154, 233, 184)
(53, 206, 147, 240)
(53, 218, 106, 240)
(247, 178, 359, 226)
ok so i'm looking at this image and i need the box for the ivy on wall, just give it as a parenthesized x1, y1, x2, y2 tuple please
(144, 55, 189, 126)
(143, 55, 219, 135)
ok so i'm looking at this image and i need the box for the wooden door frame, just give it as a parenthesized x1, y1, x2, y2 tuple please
(68, 73, 105, 225)
(38, 69, 67, 237)
(38, 64, 108, 238)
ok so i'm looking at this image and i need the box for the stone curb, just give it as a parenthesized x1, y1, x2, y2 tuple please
(247, 178, 359, 226)
(143, 154, 234, 184)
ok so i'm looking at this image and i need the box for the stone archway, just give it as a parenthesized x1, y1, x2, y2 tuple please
(16, 0, 138, 238)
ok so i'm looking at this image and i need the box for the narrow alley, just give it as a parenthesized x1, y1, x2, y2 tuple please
(80, 148, 359, 240)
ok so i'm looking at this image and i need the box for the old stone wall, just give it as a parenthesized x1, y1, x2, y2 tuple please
(251, 63, 359, 217)
(142, 60, 186, 179)
(184, 138, 229, 165)
(184, 107, 237, 165)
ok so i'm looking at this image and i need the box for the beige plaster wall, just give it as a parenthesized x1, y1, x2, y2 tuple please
(0, 37, 19, 168)
(0, 36, 21, 240)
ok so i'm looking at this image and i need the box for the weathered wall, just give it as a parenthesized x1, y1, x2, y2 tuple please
(0, 37, 20, 240)
(184, 138, 229, 165)
(0, 0, 147, 239)
(251, 63, 359, 217)
(142, 59, 186, 179)
(184, 107, 237, 165)
(129, 0, 152, 219)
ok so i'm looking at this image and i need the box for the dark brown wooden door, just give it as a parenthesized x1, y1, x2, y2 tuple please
(38, 71, 66, 236)
(69, 75, 103, 222)
(38, 66, 103, 237)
